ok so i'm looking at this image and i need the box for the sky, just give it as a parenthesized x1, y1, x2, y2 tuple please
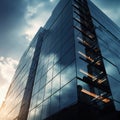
(0, 0, 120, 107)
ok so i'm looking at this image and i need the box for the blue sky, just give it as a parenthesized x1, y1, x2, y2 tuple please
(0, 0, 120, 107)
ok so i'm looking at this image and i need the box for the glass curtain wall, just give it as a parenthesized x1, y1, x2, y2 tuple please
(0, 33, 38, 120)
(88, 0, 120, 111)
(27, 0, 78, 120)
(73, 0, 115, 111)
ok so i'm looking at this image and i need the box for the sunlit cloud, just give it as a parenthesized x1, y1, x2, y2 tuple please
(50, 0, 56, 2)
(0, 57, 18, 107)
(23, 0, 59, 41)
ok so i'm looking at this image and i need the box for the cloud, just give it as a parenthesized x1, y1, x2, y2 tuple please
(0, 0, 60, 60)
(0, 0, 29, 60)
(0, 56, 18, 107)
(24, 0, 60, 41)
(0, 0, 27, 38)
(0, 0, 60, 109)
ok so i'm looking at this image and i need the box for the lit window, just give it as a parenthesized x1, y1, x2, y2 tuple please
(80, 69, 104, 82)
(77, 37, 91, 47)
(81, 89, 110, 103)
(97, 78, 107, 84)
(80, 69, 96, 80)
(78, 51, 94, 62)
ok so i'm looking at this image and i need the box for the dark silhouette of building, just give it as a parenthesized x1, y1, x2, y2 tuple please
(0, 0, 120, 120)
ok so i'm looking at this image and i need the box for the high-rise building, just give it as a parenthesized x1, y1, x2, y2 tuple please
(0, 0, 120, 120)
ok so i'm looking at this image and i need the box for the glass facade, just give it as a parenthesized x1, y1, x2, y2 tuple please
(73, 0, 114, 111)
(27, 1, 77, 120)
(0, 31, 38, 120)
(0, 0, 120, 120)
(88, 0, 120, 111)
(0, 28, 45, 120)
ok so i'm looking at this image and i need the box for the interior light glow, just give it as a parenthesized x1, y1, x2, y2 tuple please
(81, 89, 110, 103)
(80, 69, 96, 80)
(78, 51, 94, 62)
(80, 69, 104, 82)
(97, 78, 107, 84)
(77, 37, 91, 47)
(95, 60, 101, 65)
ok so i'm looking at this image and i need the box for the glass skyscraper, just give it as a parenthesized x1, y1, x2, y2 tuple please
(0, 0, 120, 120)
